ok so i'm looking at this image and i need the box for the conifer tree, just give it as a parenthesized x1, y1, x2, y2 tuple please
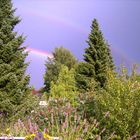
(0, 0, 30, 120)
(76, 19, 114, 90)
(44, 47, 77, 92)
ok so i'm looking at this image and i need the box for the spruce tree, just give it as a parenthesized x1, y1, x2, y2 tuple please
(76, 19, 114, 90)
(0, 0, 30, 120)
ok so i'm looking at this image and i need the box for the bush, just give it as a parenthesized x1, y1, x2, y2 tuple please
(0, 93, 40, 132)
(93, 70, 140, 139)
(50, 65, 78, 105)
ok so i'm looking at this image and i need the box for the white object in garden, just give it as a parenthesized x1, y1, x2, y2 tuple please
(0, 137, 25, 140)
(39, 101, 48, 106)
(51, 137, 60, 140)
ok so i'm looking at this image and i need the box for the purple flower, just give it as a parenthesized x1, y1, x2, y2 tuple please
(35, 132, 43, 140)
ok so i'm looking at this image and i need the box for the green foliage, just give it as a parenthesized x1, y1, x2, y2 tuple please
(11, 94, 40, 121)
(53, 47, 77, 69)
(76, 19, 114, 91)
(135, 74, 140, 82)
(1, 2, 139, 138)
(50, 65, 77, 104)
(0, 94, 40, 132)
(44, 46, 77, 92)
(75, 62, 97, 92)
(0, 0, 30, 121)
(93, 70, 140, 139)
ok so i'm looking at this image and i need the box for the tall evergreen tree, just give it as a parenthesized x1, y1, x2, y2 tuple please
(76, 19, 114, 90)
(44, 47, 77, 92)
(0, 0, 30, 120)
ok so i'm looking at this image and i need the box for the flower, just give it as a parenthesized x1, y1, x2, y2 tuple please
(43, 133, 52, 140)
(36, 132, 43, 139)
(5, 128, 10, 135)
(25, 133, 36, 140)
(30, 134, 36, 137)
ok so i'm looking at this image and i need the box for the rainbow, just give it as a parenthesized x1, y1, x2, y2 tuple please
(17, 6, 88, 35)
(19, 4, 133, 64)
(25, 48, 53, 59)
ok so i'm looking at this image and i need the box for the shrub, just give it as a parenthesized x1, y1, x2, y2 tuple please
(93, 70, 140, 139)
(50, 65, 78, 105)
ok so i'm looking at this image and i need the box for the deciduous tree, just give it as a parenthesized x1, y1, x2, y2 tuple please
(44, 47, 77, 92)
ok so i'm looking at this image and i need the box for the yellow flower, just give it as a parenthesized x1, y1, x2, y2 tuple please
(43, 133, 52, 140)
(25, 134, 36, 140)
(30, 134, 36, 137)
(5, 128, 10, 135)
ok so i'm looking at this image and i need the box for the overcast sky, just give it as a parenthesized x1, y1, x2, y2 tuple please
(13, 0, 140, 89)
